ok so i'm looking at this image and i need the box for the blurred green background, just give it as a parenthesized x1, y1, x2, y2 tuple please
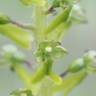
(0, 0, 96, 96)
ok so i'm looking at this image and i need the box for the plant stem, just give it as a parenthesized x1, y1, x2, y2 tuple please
(31, 59, 53, 84)
(35, 5, 46, 43)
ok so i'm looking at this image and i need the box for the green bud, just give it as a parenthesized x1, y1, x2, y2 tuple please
(68, 58, 85, 73)
(1, 44, 18, 60)
(83, 50, 96, 64)
(68, 4, 87, 24)
(0, 14, 10, 24)
(1, 45, 25, 63)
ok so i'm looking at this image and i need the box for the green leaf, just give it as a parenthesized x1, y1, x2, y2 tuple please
(13, 63, 31, 87)
(46, 22, 71, 41)
(52, 71, 87, 94)
(0, 24, 33, 49)
(44, 7, 72, 34)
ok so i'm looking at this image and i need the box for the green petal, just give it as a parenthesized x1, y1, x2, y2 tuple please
(52, 46, 68, 59)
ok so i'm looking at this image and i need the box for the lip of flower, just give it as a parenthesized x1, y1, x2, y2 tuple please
(45, 46, 52, 53)
(56, 45, 68, 54)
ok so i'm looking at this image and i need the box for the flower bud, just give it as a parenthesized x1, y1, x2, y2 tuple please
(68, 58, 85, 73)
(83, 50, 96, 63)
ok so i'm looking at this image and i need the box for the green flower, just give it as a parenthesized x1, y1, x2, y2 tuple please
(68, 58, 85, 73)
(35, 41, 68, 62)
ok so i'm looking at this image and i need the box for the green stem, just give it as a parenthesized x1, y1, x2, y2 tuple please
(31, 59, 53, 84)
(35, 5, 46, 43)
